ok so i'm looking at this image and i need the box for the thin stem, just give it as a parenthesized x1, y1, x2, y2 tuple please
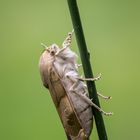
(67, 0, 108, 140)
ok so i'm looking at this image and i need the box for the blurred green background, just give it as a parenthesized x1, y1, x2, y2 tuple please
(0, 0, 140, 139)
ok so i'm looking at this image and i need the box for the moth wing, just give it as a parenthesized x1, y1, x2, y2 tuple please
(61, 78, 93, 138)
(39, 52, 85, 139)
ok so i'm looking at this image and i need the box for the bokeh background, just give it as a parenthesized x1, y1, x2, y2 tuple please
(0, 0, 140, 139)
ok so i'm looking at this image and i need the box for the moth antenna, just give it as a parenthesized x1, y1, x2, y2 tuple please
(41, 43, 47, 49)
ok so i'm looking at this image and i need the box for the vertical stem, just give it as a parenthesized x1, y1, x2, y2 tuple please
(67, 0, 108, 140)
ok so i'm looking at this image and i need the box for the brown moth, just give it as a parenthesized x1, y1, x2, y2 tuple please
(39, 30, 112, 140)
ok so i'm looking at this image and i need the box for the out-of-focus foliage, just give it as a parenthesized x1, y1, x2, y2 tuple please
(0, 0, 140, 139)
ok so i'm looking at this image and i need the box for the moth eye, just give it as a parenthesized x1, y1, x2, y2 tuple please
(50, 50, 55, 55)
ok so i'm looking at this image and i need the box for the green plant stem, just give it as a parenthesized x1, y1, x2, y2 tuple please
(67, 0, 108, 140)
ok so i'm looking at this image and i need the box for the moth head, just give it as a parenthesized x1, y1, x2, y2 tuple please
(49, 44, 60, 55)
(41, 43, 59, 56)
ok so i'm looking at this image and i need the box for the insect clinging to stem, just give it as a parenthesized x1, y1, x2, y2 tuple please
(39, 30, 113, 140)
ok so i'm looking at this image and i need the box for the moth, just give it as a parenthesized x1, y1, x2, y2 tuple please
(39, 30, 112, 140)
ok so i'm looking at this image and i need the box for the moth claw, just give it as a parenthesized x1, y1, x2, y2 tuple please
(103, 112, 113, 116)
(93, 73, 101, 81)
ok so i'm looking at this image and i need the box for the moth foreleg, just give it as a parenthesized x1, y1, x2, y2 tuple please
(55, 43, 72, 56)
(55, 30, 74, 56)
(62, 29, 74, 48)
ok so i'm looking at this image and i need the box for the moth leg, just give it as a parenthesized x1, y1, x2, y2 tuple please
(83, 92, 88, 97)
(55, 45, 69, 55)
(65, 74, 78, 91)
(55, 30, 74, 56)
(73, 91, 113, 116)
(69, 82, 77, 91)
(90, 101, 113, 116)
(73, 90, 93, 105)
(62, 29, 74, 48)
(66, 74, 87, 92)
(66, 74, 112, 115)
(78, 73, 101, 81)
(97, 92, 112, 100)
(75, 64, 82, 69)
(77, 64, 82, 67)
